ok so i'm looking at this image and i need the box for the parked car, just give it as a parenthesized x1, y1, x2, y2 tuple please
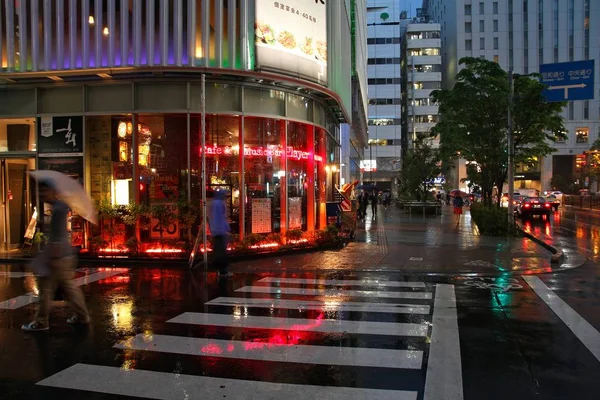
(544, 190, 563, 200)
(544, 195, 561, 211)
(516, 197, 552, 219)
(513, 195, 526, 210)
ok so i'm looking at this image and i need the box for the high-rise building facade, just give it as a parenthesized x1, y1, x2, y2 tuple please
(424, 0, 600, 192)
(0, 1, 362, 252)
(366, 0, 410, 191)
(401, 22, 442, 155)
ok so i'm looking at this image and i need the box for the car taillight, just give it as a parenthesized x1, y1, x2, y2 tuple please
(544, 203, 551, 208)
(524, 204, 531, 208)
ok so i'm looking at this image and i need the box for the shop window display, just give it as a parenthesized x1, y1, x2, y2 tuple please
(287, 122, 308, 231)
(196, 115, 241, 234)
(244, 117, 283, 234)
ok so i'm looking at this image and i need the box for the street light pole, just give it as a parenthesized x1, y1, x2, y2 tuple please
(507, 70, 515, 223)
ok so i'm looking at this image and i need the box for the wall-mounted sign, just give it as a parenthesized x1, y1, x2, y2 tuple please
(202, 145, 322, 162)
(251, 198, 272, 234)
(255, 0, 327, 85)
(360, 160, 377, 172)
(37, 116, 84, 156)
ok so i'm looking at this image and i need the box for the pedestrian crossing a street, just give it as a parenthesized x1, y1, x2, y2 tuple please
(36, 275, 463, 400)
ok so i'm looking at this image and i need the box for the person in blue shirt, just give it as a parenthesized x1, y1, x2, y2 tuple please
(209, 190, 232, 277)
(22, 180, 91, 332)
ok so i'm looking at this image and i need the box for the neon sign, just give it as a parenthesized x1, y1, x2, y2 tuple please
(203, 145, 322, 162)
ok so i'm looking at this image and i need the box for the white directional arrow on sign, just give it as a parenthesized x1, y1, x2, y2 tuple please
(548, 83, 587, 98)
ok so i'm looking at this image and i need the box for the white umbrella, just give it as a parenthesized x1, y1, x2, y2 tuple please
(29, 170, 98, 225)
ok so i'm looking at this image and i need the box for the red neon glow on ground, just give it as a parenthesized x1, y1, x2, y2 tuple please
(200, 343, 223, 355)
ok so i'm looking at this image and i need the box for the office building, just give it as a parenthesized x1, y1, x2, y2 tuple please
(424, 0, 600, 192)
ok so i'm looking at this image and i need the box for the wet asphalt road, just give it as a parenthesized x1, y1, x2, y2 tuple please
(1, 208, 600, 399)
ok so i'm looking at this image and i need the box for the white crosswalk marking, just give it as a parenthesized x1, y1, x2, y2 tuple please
(257, 277, 427, 288)
(0, 268, 129, 310)
(37, 364, 417, 400)
(115, 334, 424, 369)
(167, 312, 428, 336)
(206, 296, 431, 314)
(235, 285, 432, 299)
(37, 276, 461, 399)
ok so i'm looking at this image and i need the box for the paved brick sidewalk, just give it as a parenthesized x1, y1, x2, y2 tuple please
(230, 205, 556, 275)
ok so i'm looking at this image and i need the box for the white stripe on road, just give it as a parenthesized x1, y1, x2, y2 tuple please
(206, 297, 431, 315)
(167, 312, 428, 337)
(524, 276, 600, 363)
(37, 364, 417, 400)
(115, 334, 424, 369)
(235, 286, 432, 300)
(0, 269, 129, 310)
(0, 272, 34, 278)
(424, 284, 463, 400)
(258, 277, 427, 288)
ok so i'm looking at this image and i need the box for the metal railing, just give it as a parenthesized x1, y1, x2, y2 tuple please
(563, 194, 600, 210)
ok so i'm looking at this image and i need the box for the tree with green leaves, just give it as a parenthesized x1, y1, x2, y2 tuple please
(430, 57, 566, 206)
(401, 133, 441, 202)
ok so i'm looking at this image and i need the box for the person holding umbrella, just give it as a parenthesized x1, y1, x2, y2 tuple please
(22, 177, 92, 332)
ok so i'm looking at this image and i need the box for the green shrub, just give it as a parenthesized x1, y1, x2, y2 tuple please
(470, 204, 518, 236)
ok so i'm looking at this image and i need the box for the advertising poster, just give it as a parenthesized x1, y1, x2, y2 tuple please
(251, 198, 272, 234)
(255, 0, 328, 85)
(37, 116, 84, 155)
(288, 197, 302, 230)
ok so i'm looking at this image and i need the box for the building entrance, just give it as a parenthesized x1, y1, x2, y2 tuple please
(0, 159, 36, 250)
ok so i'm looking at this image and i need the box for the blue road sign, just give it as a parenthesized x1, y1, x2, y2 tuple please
(540, 60, 594, 102)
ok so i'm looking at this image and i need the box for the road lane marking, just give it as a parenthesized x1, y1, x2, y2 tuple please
(257, 277, 426, 288)
(424, 284, 463, 400)
(235, 286, 433, 300)
(0, 269, 129, 310)
(115, 334, 424, 369)
(206, 297, 431, 314)
(37, 364, 417, 400)
(0, 272, 34, 278)
(167, 312, 428, 337)
(524, 276, 600, 363)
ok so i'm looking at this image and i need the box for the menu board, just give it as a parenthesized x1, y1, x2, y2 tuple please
(251, 198, 272, 234)
(288, 197, 302, 230)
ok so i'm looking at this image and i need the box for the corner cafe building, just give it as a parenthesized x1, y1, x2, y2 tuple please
(0, 0, 353, 250)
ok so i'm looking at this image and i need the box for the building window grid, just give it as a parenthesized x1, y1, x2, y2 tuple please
(584, 0, 590, 60)
(479, 20, 485, 32)
(576, 128, 589, 144)
(538, 0, 543, 65)
(494, 38, 499, 50)
(465, 39, 472, 51)
(553, 0, 559, 62)
(493, 2, 499, 14)
(493, 20, 498, 32)
(568, 0, 574, 61)
(479, 2, 484, 14)
(509, 0, 514, 70)
(465, 22, 472, 33)
(465, 4, 472, 15)
(480, 37, 485, 50)
(584, 101, 589, 120)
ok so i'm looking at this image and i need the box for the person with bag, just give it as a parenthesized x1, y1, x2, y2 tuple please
(370, 190, 378, 218)
(22, 181, 91, 332)
(209, 190, 232, 278)
(453, 195, 464, 225)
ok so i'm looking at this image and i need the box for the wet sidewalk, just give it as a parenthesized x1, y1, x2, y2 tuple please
(231, 205, 558, 275)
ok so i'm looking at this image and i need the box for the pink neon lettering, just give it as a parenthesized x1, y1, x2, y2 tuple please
(203, 145, 317, 161)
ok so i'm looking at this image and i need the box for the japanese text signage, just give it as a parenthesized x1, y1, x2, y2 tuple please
(255, 0, 328, 85)
(37, 116, 84, 155)
(540, 60, 595, 102)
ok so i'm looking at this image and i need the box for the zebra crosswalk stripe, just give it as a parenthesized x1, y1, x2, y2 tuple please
(167, 312, 429, 337)
(257, 277, 427, 288)
(115, 334, 424, 369)
(235, 285, 433, 300)
(37, 363, 418, 400)
(206, 296, 431, 314)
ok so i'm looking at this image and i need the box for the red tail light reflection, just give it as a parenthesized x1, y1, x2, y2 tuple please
(198, 313, 325, 355)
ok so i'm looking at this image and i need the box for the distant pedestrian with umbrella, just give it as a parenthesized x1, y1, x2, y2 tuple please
(453, 194, 464, 225)
(209, 190, 232, 278)
(370, 190, 378, 217)
(22, 171, 97, 332)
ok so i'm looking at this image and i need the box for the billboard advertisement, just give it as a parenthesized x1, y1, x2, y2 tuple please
(360, 160, 376, 172)
(255, 0, 328, 85)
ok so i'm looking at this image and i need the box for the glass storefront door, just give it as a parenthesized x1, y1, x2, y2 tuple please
(0, 159, 35, 250)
